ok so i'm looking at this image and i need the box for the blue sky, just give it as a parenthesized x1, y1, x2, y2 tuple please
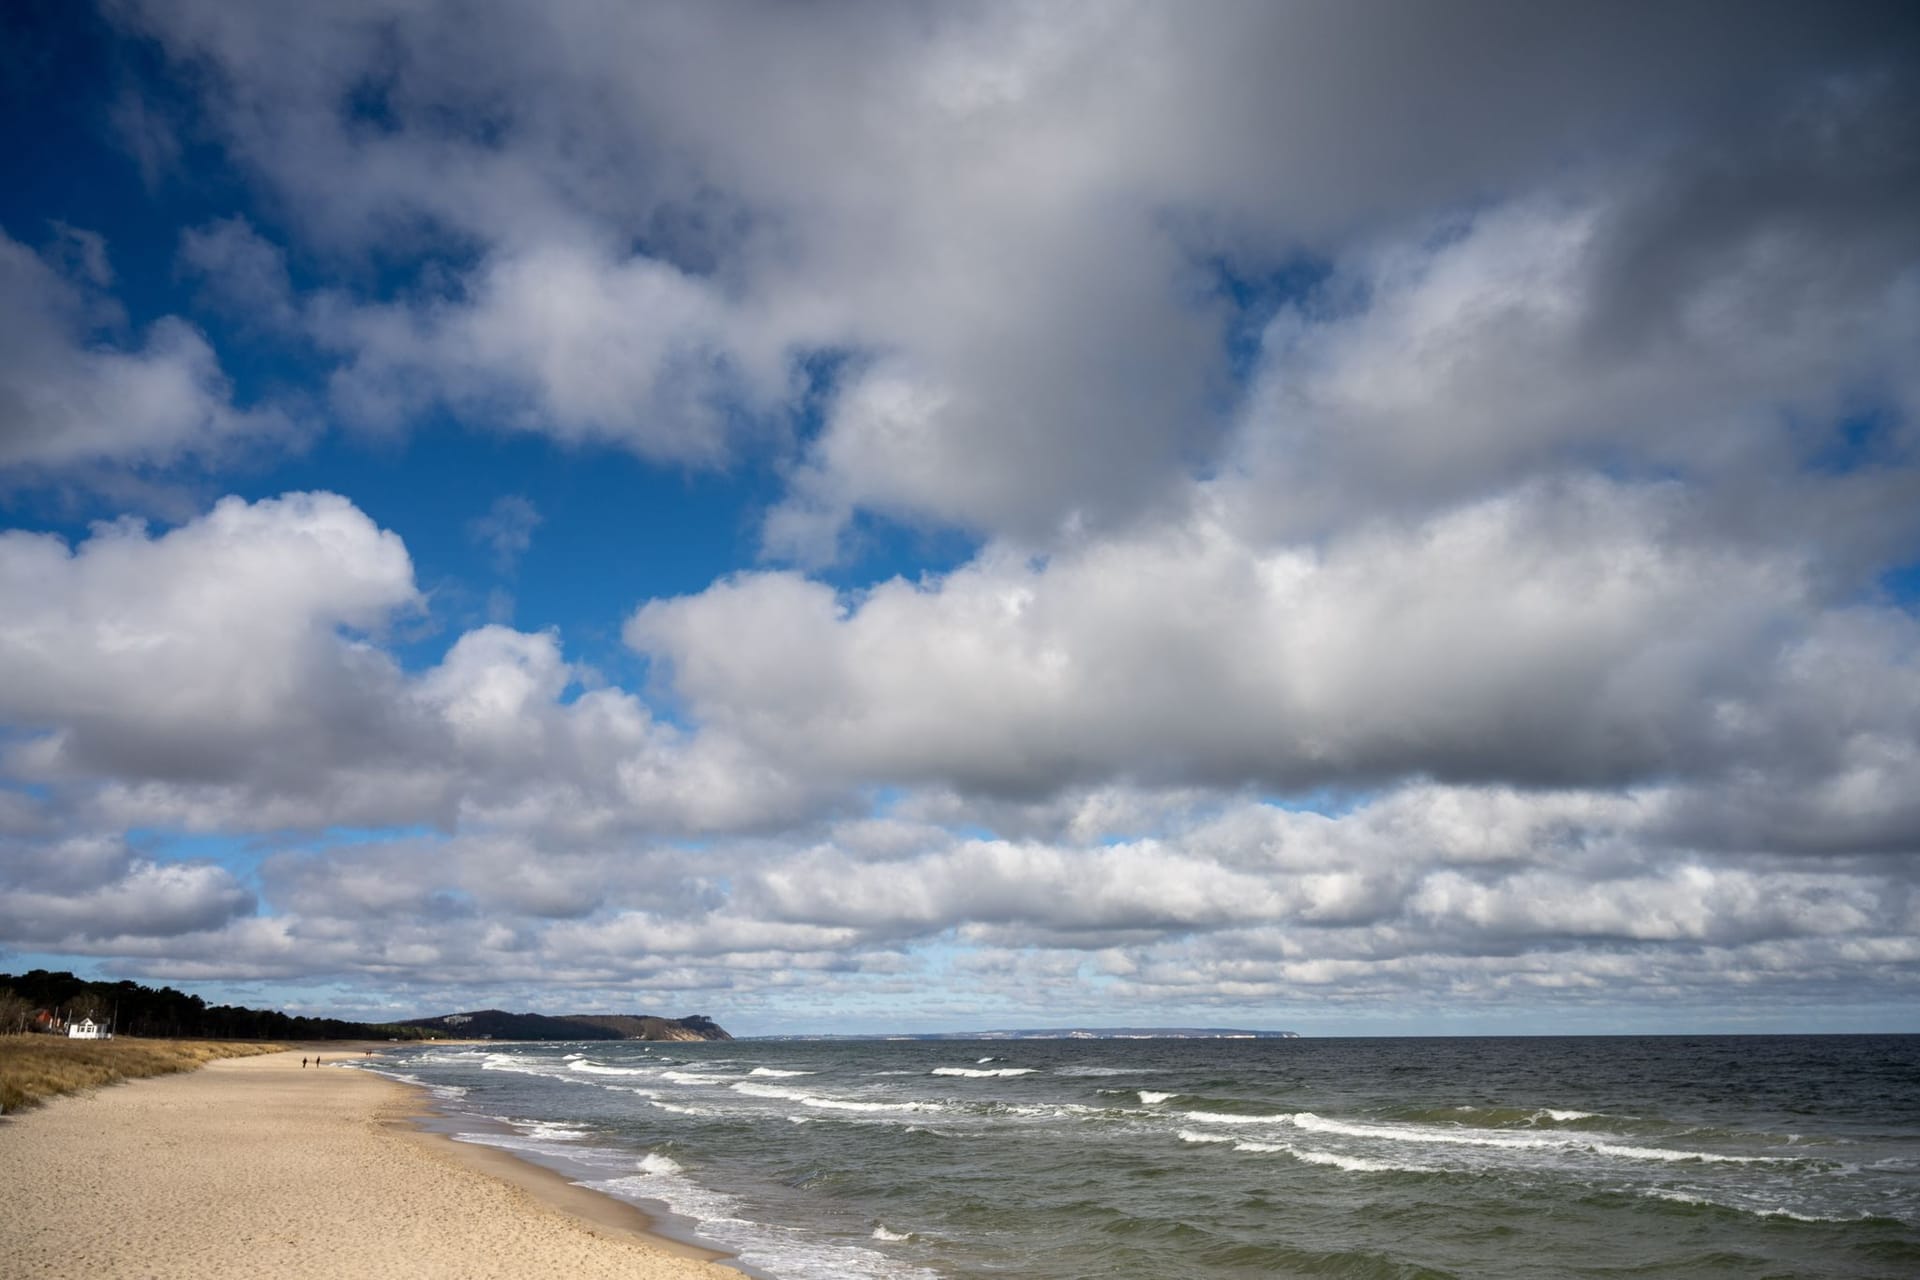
(3, 1, 1919, 1036)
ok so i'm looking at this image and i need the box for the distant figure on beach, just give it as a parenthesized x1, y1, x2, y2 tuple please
(301, 1057, 307, 1068)
(315, 1054, 322, 1066)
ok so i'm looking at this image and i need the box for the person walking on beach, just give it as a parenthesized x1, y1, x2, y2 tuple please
(301, 1056, 307, 1068)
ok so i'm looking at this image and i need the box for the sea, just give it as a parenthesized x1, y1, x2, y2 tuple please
(360, 1035, 1920, 1280)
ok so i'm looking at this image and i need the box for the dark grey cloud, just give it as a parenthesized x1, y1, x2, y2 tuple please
(105, 0, 1920, 548)
(1582, 70, 1920, 356)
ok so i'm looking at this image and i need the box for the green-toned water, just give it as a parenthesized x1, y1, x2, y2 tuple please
(375, 1036, 1920, 1279)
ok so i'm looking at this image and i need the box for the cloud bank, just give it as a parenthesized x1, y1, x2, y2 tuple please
(1, 1, 1917, 1030)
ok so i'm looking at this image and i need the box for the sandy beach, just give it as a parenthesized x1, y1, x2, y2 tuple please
(0, 1047, 742, 1280)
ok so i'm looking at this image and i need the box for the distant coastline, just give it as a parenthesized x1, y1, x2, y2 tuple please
(757, 1026, 1300, 1041)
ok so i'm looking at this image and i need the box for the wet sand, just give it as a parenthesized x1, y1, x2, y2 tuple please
(0, 1046, 742, 1279)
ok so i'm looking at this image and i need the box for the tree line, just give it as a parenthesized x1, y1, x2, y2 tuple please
(0, 970, 448, 1041)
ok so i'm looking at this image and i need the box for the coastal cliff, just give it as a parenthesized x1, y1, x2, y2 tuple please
(562, 1014, 732, 1042)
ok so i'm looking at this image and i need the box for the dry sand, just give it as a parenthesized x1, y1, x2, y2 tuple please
(0, 1046, 743, 1279)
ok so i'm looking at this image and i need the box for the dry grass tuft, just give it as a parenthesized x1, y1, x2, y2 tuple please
(0, 1036, 284, 1114)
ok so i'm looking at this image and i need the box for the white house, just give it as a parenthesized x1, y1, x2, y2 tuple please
(67, 1017, 110, 1040)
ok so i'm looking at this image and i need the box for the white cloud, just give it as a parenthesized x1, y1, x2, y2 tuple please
(20, 781, 1914, 1023)
(630, 479, 1844, 795)
(318, 239, 786, 463)
(0, 492, 820, 840)
(0, 835, 253, 944)
(1224, 194, 1920, 549)
(0, 228, 291, 474)
(0, 491, 416, 780)
(4, 3, 1917, 1026)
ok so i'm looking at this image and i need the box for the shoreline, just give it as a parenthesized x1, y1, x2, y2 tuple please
(0, 1044, 743, 1279)
(383, 1066, 739, 1269)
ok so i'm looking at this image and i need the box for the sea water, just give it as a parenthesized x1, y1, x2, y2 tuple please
(364, 1035, 1920, 1279)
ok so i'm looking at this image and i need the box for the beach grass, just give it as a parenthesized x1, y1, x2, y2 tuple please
(0, 1036, 284, 1114)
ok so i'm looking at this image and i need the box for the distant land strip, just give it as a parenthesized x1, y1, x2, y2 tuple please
(1, 971, 732, 1044)
(759, 1027, 1300, 1041)
(401, 1009, 733, 1042)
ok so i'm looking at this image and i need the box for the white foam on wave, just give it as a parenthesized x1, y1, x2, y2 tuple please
(637, 1152, 682, 1176)
(521, 1122, 592, 1142)
(1238, 1141, 1434, 1174)
(932, 1066, 1036, 1078)
(1591, 1142, 1773, 1165)
(814, 1096, 944, 1113)
(872, 1225, 912, 1241)
(1139, 1091, 1174, 1105)
(1288, 1111, 1560, 1150)
(731, 1081, 945, 1113)
(1178, 1125, 1433, 1172)
(570, 1060, 654, 1077)
(1538, 1108, 1598, 1122)
(1190, 1110, 1785, 1167)
(414, 1049, 490, 1065)
(1181, 1110, 1291, 1125)
(480, 1054, 577, 1081)
(1052, 1066, 1143, 1077)
(662, 1071, 728, 1084)
(1641, 1188, 1851, 1221)
(749, 1067, 815, 1077)
(593, 1161, 942, 1280)
(1760, 1207, 1861, 1223)
(733, 1082, 811, 1101)
(650, 1100, 717, 1116)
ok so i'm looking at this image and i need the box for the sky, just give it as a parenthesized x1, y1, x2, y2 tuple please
(2, 1, 1919, 1037)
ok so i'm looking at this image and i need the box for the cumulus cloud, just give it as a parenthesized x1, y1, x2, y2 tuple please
(0, 491, 417, 785)
(23, 781, 1914, 1024)
(0, 492, 819, 839)
(0, 227, 290, 475)
(628, 479, 1874, 795)
(0, 834, 253, 945)
(315, 239, 785, 462)
(105, 0, 1920, 551)
(4, 3, 1918, 1025)
(1224, 188, 1920, 553)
